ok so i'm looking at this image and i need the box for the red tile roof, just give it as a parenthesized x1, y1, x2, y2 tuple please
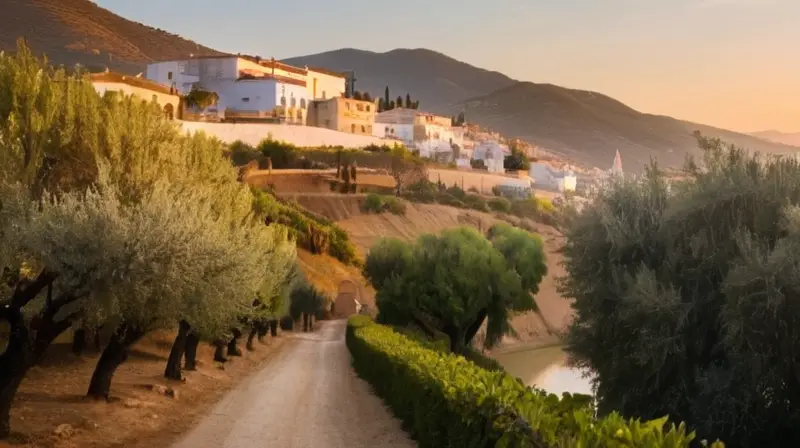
(89, 72, 178, 96)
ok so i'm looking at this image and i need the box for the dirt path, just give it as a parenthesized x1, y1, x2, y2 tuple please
(171, 320, 416, 448)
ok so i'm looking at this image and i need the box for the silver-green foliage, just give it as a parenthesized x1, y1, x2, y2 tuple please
(562, 135, 800, 445)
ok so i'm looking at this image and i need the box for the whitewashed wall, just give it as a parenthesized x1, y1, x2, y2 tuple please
(179, 121, 395, 148)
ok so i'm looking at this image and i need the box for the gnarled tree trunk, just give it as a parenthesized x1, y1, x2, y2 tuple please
(164, 321, 191, 380)
(227, 328, 242, 357)
(246, 326, 258, 351)
(269, 319, 278, 337)
(86, 324, 145, 399)
(72, 327, 86, 355)
(184, 333, 199, 371)
(213, 340, 227, 363)
(257, 320, 268, 342)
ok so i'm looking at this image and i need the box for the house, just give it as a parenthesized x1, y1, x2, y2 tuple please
(145, 56, 346, 122)
(307, 97, 376, 135)
(530, 162, 577, 192)
(472, 141, 509, 174)
(90, 72, 181, 120)
(372, 108, 460, 157)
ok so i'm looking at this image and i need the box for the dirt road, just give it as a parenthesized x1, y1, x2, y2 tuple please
(172, 320, 416, 448)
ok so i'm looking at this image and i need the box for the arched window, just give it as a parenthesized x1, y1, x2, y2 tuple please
(280, 96, 287, 107)
(300, 98, 306, 109)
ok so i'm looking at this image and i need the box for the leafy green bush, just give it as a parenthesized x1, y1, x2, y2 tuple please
(347, 317, 723, 448)
(362, 194, 407, 216)
(464, 193, 489, 212)
(488, 196, 512, 213)
(251, 188, 359, 265)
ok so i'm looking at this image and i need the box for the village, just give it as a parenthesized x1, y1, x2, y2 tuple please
(88, 53, 626, 197)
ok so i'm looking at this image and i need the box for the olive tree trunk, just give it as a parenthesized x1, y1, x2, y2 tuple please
(86, 324, 145, 399)
(164, 321, 191, 380)
(184, 333, 199, 371)
(227, 328, 242, 357)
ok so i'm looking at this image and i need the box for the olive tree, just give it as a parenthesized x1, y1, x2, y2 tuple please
(561, 136, 800, 446)
(367, 227, 544, 353)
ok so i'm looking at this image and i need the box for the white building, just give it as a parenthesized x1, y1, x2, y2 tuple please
(90, 72, 181, 120)
(146, 56, 346, 122)
(530, 162, 578, 192)
(472, 141, 509, 173)
(372, 108, 462, 158)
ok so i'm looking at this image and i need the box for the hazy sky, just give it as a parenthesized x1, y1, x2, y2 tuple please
(95, 0, 798, 133)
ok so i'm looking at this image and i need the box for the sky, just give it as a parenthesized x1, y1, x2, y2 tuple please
(95, 0, 799, 133)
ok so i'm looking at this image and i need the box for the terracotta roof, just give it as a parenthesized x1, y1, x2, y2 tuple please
(306, 66, 347, 79)
(236, 74, 307, 88)
(89, 72, 178, 96)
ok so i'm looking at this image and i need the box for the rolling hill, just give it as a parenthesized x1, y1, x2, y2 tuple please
(2, 1, 793, 171)
(285, 49, 796, 171)
(1, 0, 224, 73)
(752, 130, 800, 147)
(282, 48, 517, 112)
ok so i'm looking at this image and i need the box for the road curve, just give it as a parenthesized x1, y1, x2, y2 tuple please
(172, 319, 416, 448)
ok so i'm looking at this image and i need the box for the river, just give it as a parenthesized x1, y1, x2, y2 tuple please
(493, 345, 593, 396)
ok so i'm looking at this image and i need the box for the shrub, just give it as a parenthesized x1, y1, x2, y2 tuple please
(488, 197, 512, 213)
(362, 193, 385, 213)
(464, 194, 489, 212)
(346, 317, 720, 448)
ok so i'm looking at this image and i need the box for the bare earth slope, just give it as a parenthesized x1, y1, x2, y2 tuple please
(171, 320, 415, 448)
(458, 82, 800, 171)
(752, 130, 800, 147)
(285, 194, 571, 347)
(2, 0, 224, 73)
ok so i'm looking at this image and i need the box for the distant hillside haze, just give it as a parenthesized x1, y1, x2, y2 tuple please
(282, 48, 518, 112)
(1, 0, 224, 73)
(751, 130, 800, 147)
(457, 82, 800, 170)
(285, 48, 797, 171)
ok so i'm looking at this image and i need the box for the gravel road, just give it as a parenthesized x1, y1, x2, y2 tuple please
(172, 319, 416, 448)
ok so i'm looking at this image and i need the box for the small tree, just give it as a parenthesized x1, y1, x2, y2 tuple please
(389, 147, 425, 196)
(397, 95, 404, 109)
(384, 86, 390, 108)
(363, 92, 372, 102)
(184, 87, 219, 110)
(405, 93, 412, 108)
(353, 91, 363, 101)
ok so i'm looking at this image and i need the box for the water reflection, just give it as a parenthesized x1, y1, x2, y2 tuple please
(494, 345, 593, 396)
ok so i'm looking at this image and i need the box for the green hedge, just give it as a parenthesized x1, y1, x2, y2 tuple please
(362, 194, 407, 216)
(346, 316, 724, 448)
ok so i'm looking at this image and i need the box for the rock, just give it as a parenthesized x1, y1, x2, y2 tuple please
(53, 423, 74, 438)
(147, 384, 169, 395)
(149, 414, 159, 420)
(165, 387, 179, 400)
(123, 398, 145, 408)
(79, 418, 99, 430)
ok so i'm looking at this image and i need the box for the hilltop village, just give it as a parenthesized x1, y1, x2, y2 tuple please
(89, 54, 626, 195)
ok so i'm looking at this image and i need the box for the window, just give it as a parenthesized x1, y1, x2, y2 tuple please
(356, 104, 364, 112)
(290, 96, 297, 107)
(385, 126, 389, 133)
(366, 105, 371, 112)
(280, 96, 286, 107)
(167, 71, 173, 80)
(345, 102, 351, 111)
(300, 98, 306, 109)
(242, 97, 250, 103)
(361, 125, 366, 133)
(351, 124, 356, 133)
(152, 94, 158, 102)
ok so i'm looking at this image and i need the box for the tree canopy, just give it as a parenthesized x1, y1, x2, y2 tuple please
(561, 134, 800, 446)
(365, 225, 546, 352)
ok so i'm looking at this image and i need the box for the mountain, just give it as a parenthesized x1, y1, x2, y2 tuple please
(285, 49, 796, 171)
(751, 130, 800, 147)
(282, 48, 517, 112)
(1, 0, 224, 73)
(458, 82, 799, 171)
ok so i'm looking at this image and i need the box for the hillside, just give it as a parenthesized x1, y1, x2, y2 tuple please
(282, 48, 517, 112)
(752, 130, 800, 147)
(284, 194, 569, 348)
(1, 0, 224, 73)
(458, 82, 800, 171)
